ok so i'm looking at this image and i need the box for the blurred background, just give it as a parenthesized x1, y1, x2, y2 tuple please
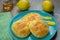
(0, 0, 60, 40)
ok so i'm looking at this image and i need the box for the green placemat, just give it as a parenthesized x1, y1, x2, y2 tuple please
(0, 12, 13, 40)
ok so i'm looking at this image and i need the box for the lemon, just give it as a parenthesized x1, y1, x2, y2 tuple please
(42, 0, 54, 12)
(17, 0, 30, 10)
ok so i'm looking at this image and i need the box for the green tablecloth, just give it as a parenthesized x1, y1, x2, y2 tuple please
(0, 12, 13, 40)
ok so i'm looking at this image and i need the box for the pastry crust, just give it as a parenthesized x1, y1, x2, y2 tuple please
(12, 20, 30, 38)
(29, 20, 49, 38)
(22, 12, 42, 22)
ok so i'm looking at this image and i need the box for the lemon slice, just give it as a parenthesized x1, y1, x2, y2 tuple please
(48, 21, 56, 26)
(44, 16, 52, 20)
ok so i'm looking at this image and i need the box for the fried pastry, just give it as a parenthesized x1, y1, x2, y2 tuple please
(22, 12, 42, 22)
(12, 20, 30, 38)
(29, 20, 49, 38)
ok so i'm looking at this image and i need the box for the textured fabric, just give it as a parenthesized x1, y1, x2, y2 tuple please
(0, 12, 13, 40)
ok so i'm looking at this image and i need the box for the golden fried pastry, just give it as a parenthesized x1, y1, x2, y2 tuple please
(22, 12, 42, 22)
(12, 12, 49, 38)
(29, 20, 49, 38)
(12, 20, 30, 38)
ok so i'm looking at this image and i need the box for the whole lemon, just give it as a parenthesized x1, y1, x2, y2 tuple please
(17, 0, 30, 10)
(42, 0, 54, 12)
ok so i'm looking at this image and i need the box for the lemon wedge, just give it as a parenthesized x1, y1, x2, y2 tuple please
(48, 21, 56, 26)
(44, 16, 52, 20)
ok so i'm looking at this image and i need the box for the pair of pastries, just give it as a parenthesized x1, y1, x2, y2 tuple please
(12, 12, 49, 38)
